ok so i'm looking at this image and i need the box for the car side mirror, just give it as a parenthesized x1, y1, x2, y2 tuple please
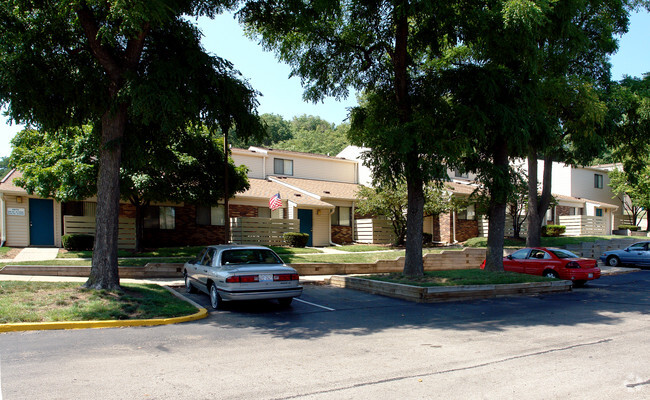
(506, 255, 513, 260)
(624, 248, 630, 252)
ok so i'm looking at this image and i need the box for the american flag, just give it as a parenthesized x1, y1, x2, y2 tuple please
(269, 193, 282, 211)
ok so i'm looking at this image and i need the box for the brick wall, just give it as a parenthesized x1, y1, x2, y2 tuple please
(142, 203, 258, 248)
(332, 225, 353, 244)
(556, 205, 573, 216)
(436, 212, 478, 244)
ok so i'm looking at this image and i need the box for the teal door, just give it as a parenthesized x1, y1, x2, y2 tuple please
(29, 198, 55, 246)
(297, 209, 313, 247)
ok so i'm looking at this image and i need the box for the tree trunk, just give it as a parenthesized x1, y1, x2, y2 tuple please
(527, 152, 553, 247)
(483, 145, 509, 272)
(223, 128, 230, 244)
(85, 106, 126, 290)
(403, 175, 424, 276)
(526, 151, 541, 247)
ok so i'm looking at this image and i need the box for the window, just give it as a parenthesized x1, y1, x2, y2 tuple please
(550, 249, 580, 259)
(201, 248, 216, 266)
(594, 174, 603, 189)
(159, 206, 175, 230)
(457, 204, 476, 221)
(454, 169, 469, 179)
(197, 205, 225, 226)
(331, 206, 351, 226)
(528, 249, 551, 260)
(595, 208, 603, 217)
(510, 249, 530, 260)
(274, 158, 293, 175)
(144, 206, 175, 229)
(220, 249, 283, 266)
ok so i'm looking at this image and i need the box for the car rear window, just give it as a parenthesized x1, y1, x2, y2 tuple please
(221, 249, 283, 265)
(549, 249, 579, 259)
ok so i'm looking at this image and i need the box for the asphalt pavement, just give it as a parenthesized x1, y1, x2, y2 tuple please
(1, 270, 648, 399)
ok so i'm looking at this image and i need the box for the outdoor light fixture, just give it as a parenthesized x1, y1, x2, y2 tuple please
(16, 196, 22, 203)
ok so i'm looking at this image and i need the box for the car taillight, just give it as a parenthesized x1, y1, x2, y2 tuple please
(566, 261, 580, 269)
(226, 275, 259, 283)
(274, 274, 299, 281)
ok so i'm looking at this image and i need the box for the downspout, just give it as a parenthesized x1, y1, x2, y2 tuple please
(263, 154, 267, 178)
(0, 193, 5, 247)
(452, 209, 457, 244)
(328, 208, 341, 247)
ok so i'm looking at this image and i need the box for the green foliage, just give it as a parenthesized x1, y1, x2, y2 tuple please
(0, 157, 10, 179)
(61, 234, 95, 251)
(617, 225, 640, 231)
(609, 167, 650, 226)
(229, 113, 351, 156)
(362, 270, 552, 287)
(541, 225, 566, 237)
(356, 181, 454, 246)
(283, 232, 310, 248)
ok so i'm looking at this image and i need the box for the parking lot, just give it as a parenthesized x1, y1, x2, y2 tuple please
(2, 271, 649, 399)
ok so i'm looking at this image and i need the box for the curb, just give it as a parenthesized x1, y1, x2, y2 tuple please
(0, 286, 208, 333)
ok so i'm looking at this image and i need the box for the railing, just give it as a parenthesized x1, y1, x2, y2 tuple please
(229, 217, 299, 246)
(63, 216, 136, 249)
(558, 215, 607, 236)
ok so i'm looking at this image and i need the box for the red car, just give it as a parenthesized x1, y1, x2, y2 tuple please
(480, 247, 601, 287)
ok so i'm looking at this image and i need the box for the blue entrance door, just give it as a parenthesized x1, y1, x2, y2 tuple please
(297, 209, 313, 247)
(29, 199, 55, 246)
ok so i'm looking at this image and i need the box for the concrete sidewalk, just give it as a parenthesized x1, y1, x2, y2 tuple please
(0, 247, 59, 263)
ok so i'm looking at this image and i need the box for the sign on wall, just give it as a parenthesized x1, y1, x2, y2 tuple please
(7, 208, 26, 216)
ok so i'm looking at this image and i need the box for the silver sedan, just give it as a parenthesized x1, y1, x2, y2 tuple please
(183, 244, 303, 309)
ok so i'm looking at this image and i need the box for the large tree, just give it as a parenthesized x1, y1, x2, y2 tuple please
(525, 0, 630, 247)
(240, 0, 462, 276)
(9, 125, 250, 251)
(0, 1, 261, 289)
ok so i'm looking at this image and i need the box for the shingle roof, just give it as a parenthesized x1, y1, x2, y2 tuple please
(444, 181, 479, 196)
(553, 193, 619, 210)
(268, 176, 361, 201)
(238, 178, 334, 208)
(0, 170, 27, 194)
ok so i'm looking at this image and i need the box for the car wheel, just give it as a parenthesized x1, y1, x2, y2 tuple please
(606, 255, 620, 267)
(543, 270, 559, 279)
(209, 284, 222, 310)
(573, 280, 586, 288)
(185, 273, 196, 294)
(278, 297, 293, 307)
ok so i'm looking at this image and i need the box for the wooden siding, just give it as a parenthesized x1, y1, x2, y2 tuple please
(230, 217, 299, 246)
(4, 195, 29, 247)
(354, 218, 395, 244)
(63, 216, 136, 249)
(266, 155, 356, 183)
(231, 153, 265, 178)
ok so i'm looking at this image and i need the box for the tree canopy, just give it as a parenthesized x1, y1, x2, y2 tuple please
(0, 0, 263, 289)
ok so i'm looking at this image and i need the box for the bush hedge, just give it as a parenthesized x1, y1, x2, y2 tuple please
(283, 232, 310, 247)
(541, 225, 566, 237)
(61, 234, 94, 251)
(617, 225, 640, 231)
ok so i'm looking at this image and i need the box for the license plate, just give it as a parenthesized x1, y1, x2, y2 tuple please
(588, 273, 593, 278)
(259, 274, 273, 282)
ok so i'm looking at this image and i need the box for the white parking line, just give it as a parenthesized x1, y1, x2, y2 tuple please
(294, 298, 335, 311)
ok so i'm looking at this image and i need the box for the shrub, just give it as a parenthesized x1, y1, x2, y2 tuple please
(61, 234, 94, 251)
(422, 232, 433, 245)
(283, 232, 310, 247)
(618, 225, 640, 231)
(541, 225, 566, 237)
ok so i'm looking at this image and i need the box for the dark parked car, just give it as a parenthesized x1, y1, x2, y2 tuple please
(481, 247, 601, 287)
(183, 245, 303, 309)
(600, 241, 650, 267)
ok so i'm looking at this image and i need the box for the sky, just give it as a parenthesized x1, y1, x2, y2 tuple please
(1, 9, 649, 158)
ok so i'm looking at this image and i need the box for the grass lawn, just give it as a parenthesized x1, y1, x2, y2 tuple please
(281, 248, 450, 264)
(464, 235, 622, 248)
(6, 258, 181, 267)
(362, 269, 554, 287)
(328, 244, 396, 252)
(57, 245, 322, 259)
(0, 282, 198, 324)
(0, 247, 12, 256)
